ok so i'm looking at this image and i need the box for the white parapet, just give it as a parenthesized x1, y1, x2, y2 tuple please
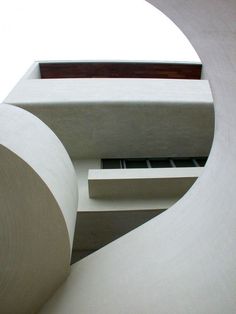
(5, 65, 214, 159)
(88, 167, 203, 199)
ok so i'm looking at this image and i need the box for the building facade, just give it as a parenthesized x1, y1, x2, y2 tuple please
(5, 60, 213, 264)
(0, 0, 236, 313)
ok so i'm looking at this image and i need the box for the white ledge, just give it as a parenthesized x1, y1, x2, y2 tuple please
(88, 168, 203, 199)
(5, 78, 212, 106)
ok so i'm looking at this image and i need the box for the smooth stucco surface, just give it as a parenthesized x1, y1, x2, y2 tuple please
(5, 77, 213, 159)
(88, 167, 201, 198)
(74, 159, 183, 211)
(40, 1, 236, 313)
(0, 104, 78, 314)
(0, 104, 78, 247)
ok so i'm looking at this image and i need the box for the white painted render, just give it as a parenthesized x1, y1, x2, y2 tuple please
(5, 72, 213, 159)
(89, 167, 202, 198)
(2, 44, 214, 314)
(0, 104, 78, 246)
(74, 159, 190, 212)
(72, 160, 201, 258)
(0, 104, 78, 314)
(39, 1, 236, 313)
(2, 0, 235, 312)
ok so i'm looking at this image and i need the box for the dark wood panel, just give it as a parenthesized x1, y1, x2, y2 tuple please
(40, 62, 202, 79)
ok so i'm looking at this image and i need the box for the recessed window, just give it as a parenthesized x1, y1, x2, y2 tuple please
(124, 159, 148, 168)
(194, 157, 207, 167)
(172, 158, 196, 167)
(101, 157, 208, 169)
(102, 159, 122, 169)
(150, 159, 172, 168)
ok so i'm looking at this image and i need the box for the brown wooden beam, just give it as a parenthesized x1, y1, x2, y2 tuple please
(40, 62, 202, 79)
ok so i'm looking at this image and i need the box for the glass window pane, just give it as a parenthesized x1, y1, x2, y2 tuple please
(150, 159, 172, 168)
(102, 159, 121, 169)
(125, 159, 148, 168)
(195, 157, 207, 167)
(173, 158, 195, 167)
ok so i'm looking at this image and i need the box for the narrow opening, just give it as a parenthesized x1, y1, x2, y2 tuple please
(172, 158, 196, 167)
(101, 157, 208, 169)
(102, 159, 121, 169)
(124, 159, 148, 168)
(195, 157, 208, 166)
(39, 62, 202, 79)
(149, 159, 172, 168)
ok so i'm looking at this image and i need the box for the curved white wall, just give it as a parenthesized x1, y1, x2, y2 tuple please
(39, 1, 236, 313)
(0, 104, 78, 313)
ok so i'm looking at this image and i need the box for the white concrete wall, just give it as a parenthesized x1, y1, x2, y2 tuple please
(0, 104, 78, 314)
(73, 159, 182, 211)
(89, 167, 202, 198)
(5, 76, 213, 159)
(73, 160, 197, 261)
(39, 1, 236, 313)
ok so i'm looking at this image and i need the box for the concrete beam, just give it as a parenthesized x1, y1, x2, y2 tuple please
(88, 168, 202, 198)
(5, 75, 213, 159)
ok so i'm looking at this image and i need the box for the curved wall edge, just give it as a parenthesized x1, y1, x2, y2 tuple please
(0, 104, 78, 313)
(39, 1, 236, 313)
(0, 103, 78, 247)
